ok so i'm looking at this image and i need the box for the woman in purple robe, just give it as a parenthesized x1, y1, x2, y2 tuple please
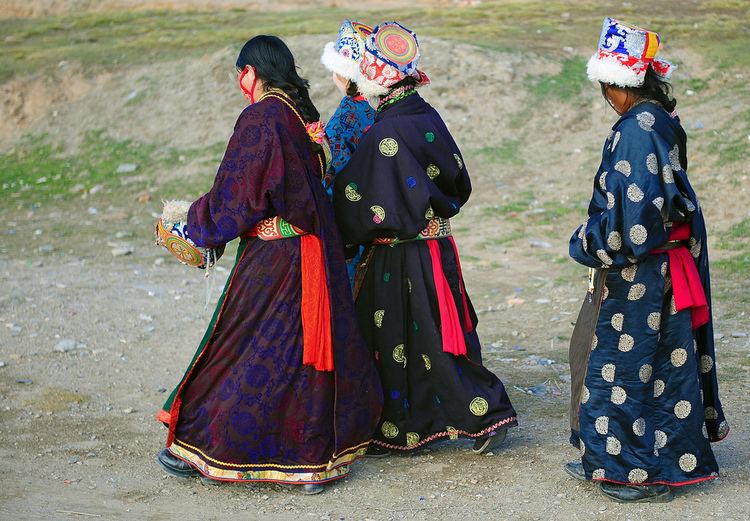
(155, 35, 382, 494)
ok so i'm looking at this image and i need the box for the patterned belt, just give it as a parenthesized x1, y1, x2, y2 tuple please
(247, 216, 307, 241)
(372, 217, 452, 245)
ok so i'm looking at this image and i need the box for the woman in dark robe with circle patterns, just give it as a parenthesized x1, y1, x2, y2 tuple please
(154, 35, 383, 495)
(565, 18, 728, 503)
(333, 21, 518, 456)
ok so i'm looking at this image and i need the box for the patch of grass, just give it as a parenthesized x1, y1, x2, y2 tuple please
(0, 132, 225, 202)
(714, 252, 750, 276)
(529, 56, 588, 100)
(476, 140, 524, 165)
(2, 1, 749, 82)
(717, 219, 750, 251)
(481, 190, 535, 217)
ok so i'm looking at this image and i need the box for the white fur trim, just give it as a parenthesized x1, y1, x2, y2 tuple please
(587, 54, 644, 87)
(162, 200, 191, 226)
(355, 75, 389, 98)
(320, 42, 361, 81)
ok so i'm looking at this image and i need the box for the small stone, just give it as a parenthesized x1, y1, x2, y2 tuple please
(143, 325, 156, 334)
(111, 247, 134, 257)
(714, 333, 725, 340)
(16, 378, 33, 385)
(528, 239, 552, 249)
(157, 387, 167, 393)
(123, 408, 135, 414)
(38, 244, 54, 253)
(116, 163, 138, 174)
(89, 184, 104, 195)
(138, 314, 153, 322)
(535, 298, 551, 304)
(731, 332, 747, 338)
(0, 361, 6, 368)
(54, 339, 78, 352)
(154, 257, 165, 266)
(686, 89, 695, 96)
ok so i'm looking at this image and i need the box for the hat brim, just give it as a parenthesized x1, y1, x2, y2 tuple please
(586, 53, 644, 88)
(320, 42, 361, 81)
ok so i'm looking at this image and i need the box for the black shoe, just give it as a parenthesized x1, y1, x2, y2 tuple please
(300, 483, 325, 495)
(563, 461, 586, 481)
(471, 428, 508, 454)
(365, 444, 391, 458)
(599, 482, 673, 503)
(156, 448, 198, 478)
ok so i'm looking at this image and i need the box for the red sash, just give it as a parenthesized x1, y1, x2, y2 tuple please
(651, 222, 709, 329)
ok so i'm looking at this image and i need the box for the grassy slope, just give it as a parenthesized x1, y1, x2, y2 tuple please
(1, 0, 749, 82)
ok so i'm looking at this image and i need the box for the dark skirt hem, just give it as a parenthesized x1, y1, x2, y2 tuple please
(371, 416, 518, 451)
(593, 474, 718, 488)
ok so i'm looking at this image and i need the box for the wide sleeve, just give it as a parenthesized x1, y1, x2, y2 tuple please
(186, 105, 281, 248)
(324, 97, 375, 179)
(332, 117, 468, 247)
(569, 117, 671, 268)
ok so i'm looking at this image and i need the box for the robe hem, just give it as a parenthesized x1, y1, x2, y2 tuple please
(371, 416, 517, 450)
(592, 473, 718, 488)
(167, 441, 368, 484)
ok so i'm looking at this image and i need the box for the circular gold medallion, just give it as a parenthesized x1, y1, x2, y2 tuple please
(469, 397, 489, 416)
(393, 344, 406, 364)
(406, 432, 420, 447)
(426, 164, 440, 180)
(345, 182, 362, 202)
(374, 309, 385, 328)
(381, 420, 399, 439)
(379, 138, 399, 157)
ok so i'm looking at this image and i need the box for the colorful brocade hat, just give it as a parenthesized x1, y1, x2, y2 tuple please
(357, 21, 430, 98)
(587, 17, 675, 88)
(320, 20, 373, 81)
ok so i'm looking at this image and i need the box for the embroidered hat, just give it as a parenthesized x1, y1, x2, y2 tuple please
(320, 20, 373, 81)
(587, 17, 675, 88)
(357, 21, 430, 98)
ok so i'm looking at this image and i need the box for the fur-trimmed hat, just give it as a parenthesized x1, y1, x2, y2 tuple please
(320, 20, 373, 81)
(357, 21, 430, 98)
(587, 17, 675, 88)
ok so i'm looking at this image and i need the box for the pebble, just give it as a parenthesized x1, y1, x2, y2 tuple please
(529, 239, 552, 248)
(116, 163, 138, 174)
(714, 333, 725, 340)
(154, 257, 165, 266)
(143, 325, 156, 333)
(731, 332, 747, 338)
(38, 244, 54, 254)
(535, 298, 551, 304)
(88, 207, 98, 215)
(54, 339, 79, 352)
(0, 361, 6, 368)
(123, 408, 135, 414)
(111, 246, 134, 257)
(16, 378, 33, 385)
(138, 314, 153, 322)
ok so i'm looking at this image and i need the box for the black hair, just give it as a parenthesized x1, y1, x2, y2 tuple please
(346, 80, 360, 97)
(600, 65, 677, 113)
(382, 76, 419, 96)
(236, 35, 320, 124)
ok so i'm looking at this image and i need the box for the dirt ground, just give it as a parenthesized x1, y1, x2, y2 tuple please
(1, 16, 749, 521)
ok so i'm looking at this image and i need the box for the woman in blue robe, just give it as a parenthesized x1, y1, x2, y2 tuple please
(566, 18, 728, 503)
